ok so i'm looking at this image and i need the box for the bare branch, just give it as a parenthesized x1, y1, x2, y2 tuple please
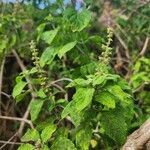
(0, 140, 22, 145)
(140, 37, 149, 56)
(114, 32, 130, 59)
(0, 58, 5, 115)
(0, 132, 18, 150)
(50, 78, 73, 84)
(12, 50, 35, 137)
(0, 115, 34, 129)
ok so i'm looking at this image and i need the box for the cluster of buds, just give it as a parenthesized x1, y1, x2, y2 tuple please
(30, 41, 48, 93)
(99, 27, 113, 65)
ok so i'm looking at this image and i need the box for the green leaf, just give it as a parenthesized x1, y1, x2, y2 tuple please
(43, 145, 49, 150)
(21, 129, 40, 142)
(106, 74, 120, 81)
(12, 81, 27, 98)
(57, 41, 77, 58)
(107, 85, 130, 104)
(71, 9, 91, 32)
(41, 28, 59, 44)
(0, 39, 7, 51)
(18, 144, 34, 150)
(36, 118, 55, 131)
(37, 23, 46, 41)
(61, 101, 73, 119)
(41, 124, 57, 142)
(92, 75, 106, 86)
(95, 91, 116, 109)
(101, 108, 127, 145)
(80, 62, 98, 76)
(67, 78, 91, 88)
(63, 8, 91, 32)
(76, 125, 92, 150)
(37, 89, 46, 98)
(50, 137, 77, 150)
(40, 46, 59, 67)
(72, 87, 94, 112)
(61, 87, 95, 119)
(30, 100, 44, 121)
(15, 90, 30, 103)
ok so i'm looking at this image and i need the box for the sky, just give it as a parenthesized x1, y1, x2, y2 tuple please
(1, 0, 84, 11)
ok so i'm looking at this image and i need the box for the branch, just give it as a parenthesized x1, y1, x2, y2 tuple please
(114, 32, 130, 59)
(50, 78, 73, 84)
(0, 58, 5, 115)
(139, 37, 149, 56)
(12, 50, 35, 137)
(0, 115, 34, 129)
(0, 140, 22, 145)
(0, 132, 18, 150)
(122, 119, 150, 150)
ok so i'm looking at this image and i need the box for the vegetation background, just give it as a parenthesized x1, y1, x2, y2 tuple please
(0, 0, 149, 149)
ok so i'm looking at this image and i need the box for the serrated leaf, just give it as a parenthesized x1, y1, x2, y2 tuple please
(43, 145, 49, 150)
(50, 137, 77, 150)
(37, 89, 46, 98)
(101, 108, 127, 145)
(92, 75, 106, 86)
(106, 74, 120, 82)
(62, 87, 94, 119)
(36, 118, 55, 131)
(15, 90, 30, 103)
(40, 46, 59, 67)
(80, 62, 98, 76)
(64, 8, 91, 32)
(61, 101, 73, 119)
(58, 41, 77, 58)
(12, 81, 27, 98)
(71, 9, 91, 32)
(76, 125, 92, 150)
(73, 87, 94, 112)
(70, 110, 83, 127)
(18, 144, 34, 150)
(107, 85, 130, 104)
(67, 78, 91, 87)
(95, 91, 116, 109)
(41, 28, 58, 44)
(21, 129, 39, 142)
(41, 124, 57, 142)
(30, 100, 44, 121)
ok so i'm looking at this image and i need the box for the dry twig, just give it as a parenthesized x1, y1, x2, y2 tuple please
(0, 59, 5, 115)
(139, 37, 149, 56)
(0, 115, 34, 128)
(0, 132, 18, 150)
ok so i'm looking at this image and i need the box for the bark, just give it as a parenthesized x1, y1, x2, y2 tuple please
(122, 119, 150, 150)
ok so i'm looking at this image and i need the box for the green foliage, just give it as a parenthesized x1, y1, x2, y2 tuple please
(12, 5, 134, 147)
(18, 144, 34, 150)
(41, 28, 59, 44)
(62, 87, 95, 120)
(50, 137, 77, 150)
(21, 129, 40, 142)
(12, 81, 27, 98)
(57, 41, 77, 58)
(64, 8, 91, 32)
(1, 1, 149, 149)
(30, 100, 44, 122)
(40, 46, 59, 67)
(95, 91, 116, 109)
(76, 125, 92, 150)
(101, 108, 127, 145)
(41, 124, 57, 142)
